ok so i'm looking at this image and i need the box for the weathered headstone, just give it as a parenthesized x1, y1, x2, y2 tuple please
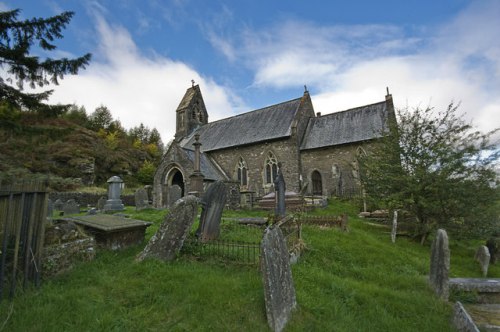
(474, 245, 491, 277)
(486, 236, 499, 264)
(340, 214, 349, 232)
(168, 185, 182, 207)
(196, 181, 227, 242)
(47, 199, 54, 219)
(261, 226, 296, 332)
(97, 196, 107, 211)
(62, 199, 80, 215)
(391, 210, 398, 243)
(54, 199, 64, 211)
(86, 208, 98, 215)
(274, 163, 286, 218)
(136, 195, 198, 262)
(103, 176, 125, 212)
(134, 188, 150, 211)
(429, 229, 450, 300)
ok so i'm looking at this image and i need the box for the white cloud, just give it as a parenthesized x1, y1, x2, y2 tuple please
(47, 13, 236, 142)
(213, 0, 500, 140)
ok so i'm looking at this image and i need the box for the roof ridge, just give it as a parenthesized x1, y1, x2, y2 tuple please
(202, 96, 303, 126)
(318, 100, 386, 118)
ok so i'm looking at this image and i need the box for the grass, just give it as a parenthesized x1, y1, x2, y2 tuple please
(1, 200, 498, 331)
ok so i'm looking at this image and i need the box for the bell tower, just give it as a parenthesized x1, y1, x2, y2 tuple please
(175, 82, 209, 141)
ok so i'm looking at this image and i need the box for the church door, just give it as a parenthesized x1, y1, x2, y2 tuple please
(312, 171, 322, 196)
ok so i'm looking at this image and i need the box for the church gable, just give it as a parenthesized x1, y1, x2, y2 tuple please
(175, 84, 208, 140)
(300, 100, 390, 150)
(179, 97, 304, 152)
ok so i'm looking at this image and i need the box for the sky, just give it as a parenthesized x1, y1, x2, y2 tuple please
(2, 0, 500, 144)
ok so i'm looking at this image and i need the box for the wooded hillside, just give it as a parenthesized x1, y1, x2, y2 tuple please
(0, 102, 164, 191)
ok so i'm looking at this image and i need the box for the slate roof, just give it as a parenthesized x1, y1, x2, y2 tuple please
(180, 98, 303, 152)
(182, 149, 228, 181)
(300, 101, 389, 150)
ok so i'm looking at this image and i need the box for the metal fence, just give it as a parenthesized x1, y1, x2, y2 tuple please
(0, 180, 48, 301)
(182, 238, 261, 264)
(182, 215, 303, 265)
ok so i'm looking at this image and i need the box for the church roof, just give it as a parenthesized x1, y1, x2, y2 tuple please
(183, 149, 228, 181)
(300, 101, 389, 150)
(180, 97, 303, 152)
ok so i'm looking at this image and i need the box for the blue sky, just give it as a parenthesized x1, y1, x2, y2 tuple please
(2, 0, 499, 142)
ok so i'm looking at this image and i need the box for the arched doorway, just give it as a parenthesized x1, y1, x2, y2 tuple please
(170, 169, 185, 197)
(312, 170, 322, 195)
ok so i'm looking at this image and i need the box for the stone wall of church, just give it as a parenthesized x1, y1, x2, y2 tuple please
(207, 138, 301, 197)
(300, 141, 377, 197)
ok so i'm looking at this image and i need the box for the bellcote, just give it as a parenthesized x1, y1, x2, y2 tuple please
(175, 84, 209, 141)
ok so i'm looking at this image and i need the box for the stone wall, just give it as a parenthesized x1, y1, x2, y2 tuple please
(300, 141, 377, 196)
(49, 192, 135, 207)
(208, 138, 300, 197)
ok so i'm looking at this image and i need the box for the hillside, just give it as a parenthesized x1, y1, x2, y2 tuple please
(0, 200, 497, 331)
(0, 105, 163, 190)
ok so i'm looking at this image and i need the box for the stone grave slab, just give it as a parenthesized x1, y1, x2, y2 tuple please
(261, 226, 296, 332)
(71, 214, 152, 250)
(197, 181, 226, 242)
(136, 195, 198, 262)
(429, 228, 450, 300)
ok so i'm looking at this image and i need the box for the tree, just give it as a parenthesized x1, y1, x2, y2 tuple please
(0, 9, 91, 115)
(88, 105, 113, 131)
(360, 103, 499, 243)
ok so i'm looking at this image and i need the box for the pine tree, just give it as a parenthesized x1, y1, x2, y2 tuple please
(0, 9, 91, 115)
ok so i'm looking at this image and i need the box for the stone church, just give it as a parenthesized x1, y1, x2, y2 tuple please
(153, 84, 395, 208)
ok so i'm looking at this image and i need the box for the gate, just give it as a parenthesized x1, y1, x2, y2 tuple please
(0, 180, 48, 301)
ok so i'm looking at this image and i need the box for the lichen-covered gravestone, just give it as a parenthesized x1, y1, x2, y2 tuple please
(134, 188, 150, 211)
(62, 199, 80, 215)
(136, 195, 198, 262)
(474, 245, 491, 277)
(261, 226, 296, 332)
(54, 199, 64, 211)
(429, 229, 450, 300)
(168, 185, 182, 207)
(391, 210, 398, 243)
(196, 181, 227, 242)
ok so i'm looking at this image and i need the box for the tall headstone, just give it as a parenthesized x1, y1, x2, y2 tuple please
(474, 245, 491, 277)
(261, 226, 296, 332)
(134, 188, 150, 211)
(62, 199, 80, 215)
(103, 176, 124, 212)
(168, 185, 182, 207)
(429, 229, 450, 300)
(136, 195, 198, 262)
(196, 181, 227, 242)
(391, 210, 398, 243)
(54, 199, 64, 211)
(274, 163, 286, 218)
(47, 199, 54, 219)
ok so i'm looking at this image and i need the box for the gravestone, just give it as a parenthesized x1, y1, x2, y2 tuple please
(474, 245, 491, 277)
(47, 199, 54, 219)
(103, 176, 125, 212)
(134, 188, 150, 211)
(486, 237, 499, 264)
(340, 214, 349, 232)
(97, 196, 107, 211)
(168, 185, 182, 207)
(62, 199, 80, 215)
(261, 226, 296, 332)
(429, 229, 450, 300)
(144, 185, 153, 203)
(274, 163, 286, 218)
(87, 208, 98, 215)
(391, 210, 398, 243)
(54, 199, 64, 211)
(136, 195, 198, 262)
(196, 181, 227, 242)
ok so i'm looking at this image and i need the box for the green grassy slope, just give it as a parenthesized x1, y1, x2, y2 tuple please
(0, 201, 497, 331)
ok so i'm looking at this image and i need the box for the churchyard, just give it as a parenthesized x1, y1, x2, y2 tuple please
(1, 197, 498, 331)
